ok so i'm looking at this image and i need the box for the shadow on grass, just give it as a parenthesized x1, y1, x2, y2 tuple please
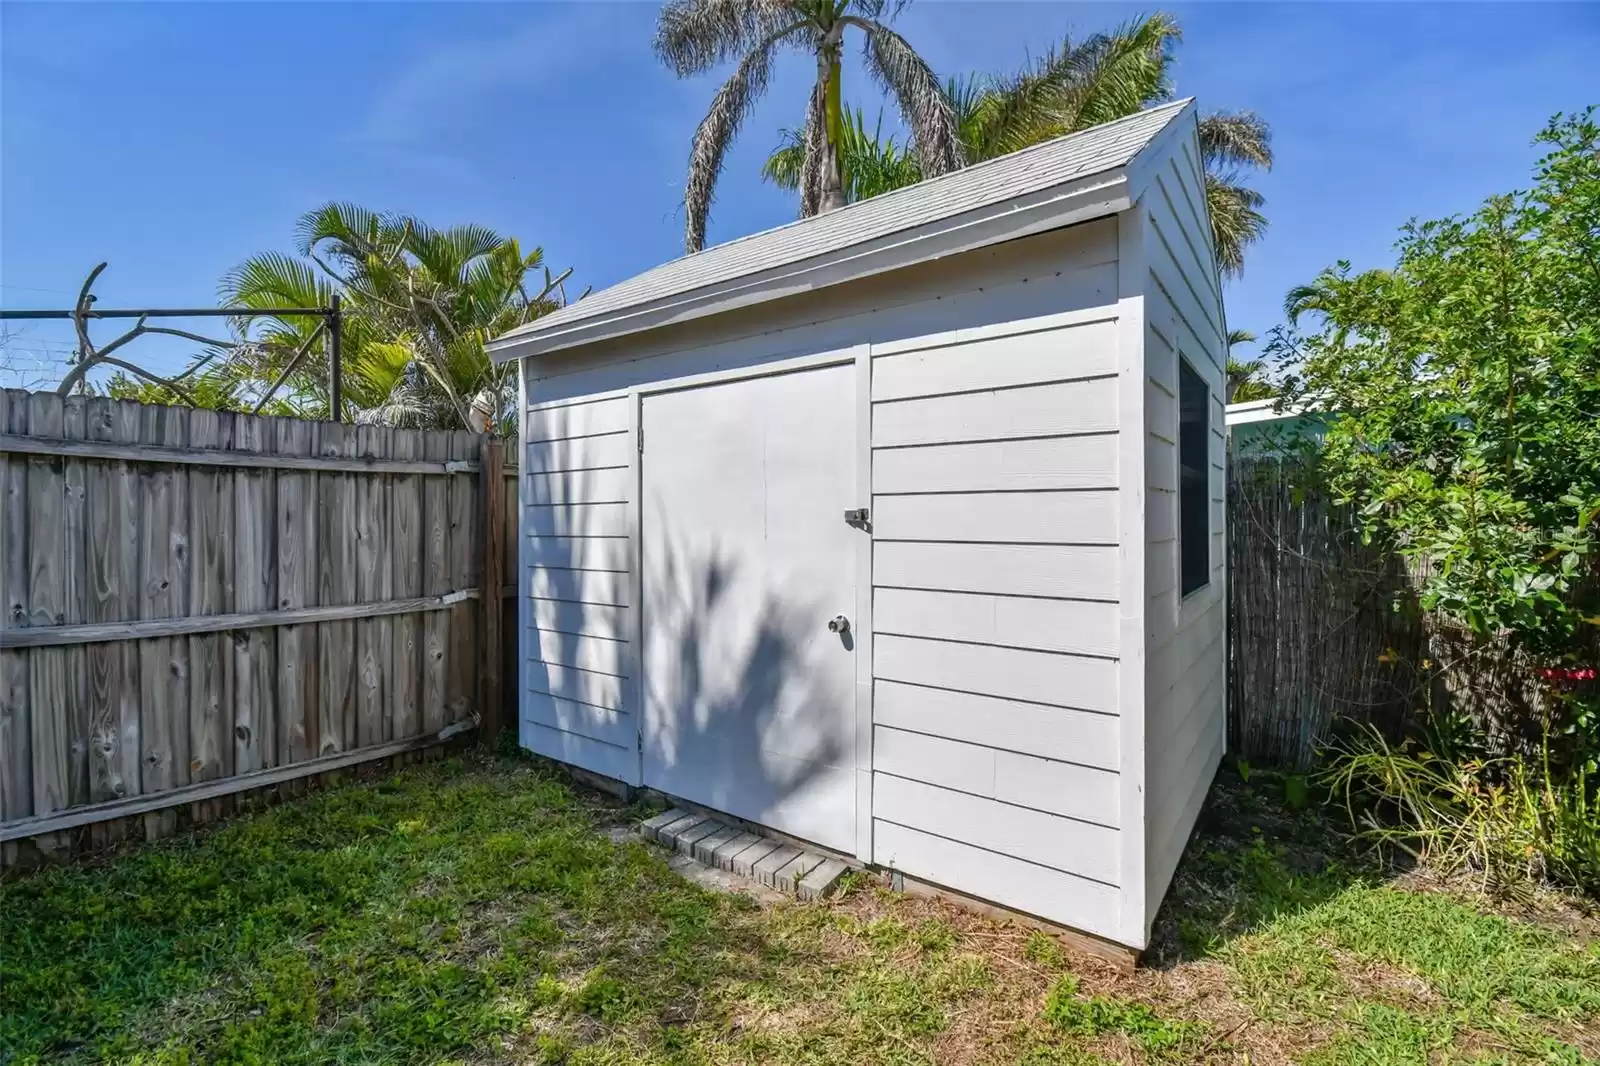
(0, 751, 788, 1063)
(1143, 762, 1403, 969)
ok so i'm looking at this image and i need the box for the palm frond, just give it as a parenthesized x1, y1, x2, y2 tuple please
(1205, 170, 1268, 279)
(293, 202, 400, 260)
(653, 0, 798, 75)
(852, 17, 964, 177)
(683, 24, 801, 251)
(1227, 328, 1257, 347)
(1203, 111, 1273, 173)
(1199, 111, 1273, 171)
(762, 129, 807, 192)
(1058, 12, 1179, 131)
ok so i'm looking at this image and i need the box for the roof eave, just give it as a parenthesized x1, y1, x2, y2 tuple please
(490, 167, 1132, 364)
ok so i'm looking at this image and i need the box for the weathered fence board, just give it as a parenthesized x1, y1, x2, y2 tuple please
(1227, 459, 1428, 770)
(0, 392, 500, 855)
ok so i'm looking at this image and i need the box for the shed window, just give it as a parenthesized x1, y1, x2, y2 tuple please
(1178, 357, 1210, 597)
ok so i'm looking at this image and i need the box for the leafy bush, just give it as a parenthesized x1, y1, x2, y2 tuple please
(1275, 109, 1600, 893)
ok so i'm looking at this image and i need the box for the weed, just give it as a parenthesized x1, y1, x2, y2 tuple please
(1042, 976, 1199, 1052)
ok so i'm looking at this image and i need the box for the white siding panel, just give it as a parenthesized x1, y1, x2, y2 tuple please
(524, 689, 625, 738)
(874, 820, 1122, 940)
(1146, 435, 1176, 491)
(527, 501, 630, 537)
(875, 634, 1118, 712)
(528, 535, 630, 573)
(875, 680, 1119, 769)
(531, 565, 629, 606)
(526, 396, 631, 441)
(1148, 651, 1224, 789)
(875, 725, 1119, 829)
(525, 431, 631, 474)
(527, 660, 626, 710)
(531, 598, 629, 641)
(1148, 720, 1223, 900)
(1145, 378, 1176, 436)
(874, 587, 1118, 658)
(521, 718, 636, 783)
(529, 628, 629, 677)
(873, 435, 1118, 494)
(874, 490, 1117, 545)
(875, 773, 1119, 884)
(874, 725, 995, 797)
(873, 378, 1119, 447)
(875, 542, 1118, 601)
(1145, 538, 1177, 600)
(872, 318, 1118, 401)
(1148, 488, 1177, 542)
(526, 467, 633, 505)
(1146, 324, 1178, 395)
(1148, 607, 1224, 699)
(994, 751, 1121, 828)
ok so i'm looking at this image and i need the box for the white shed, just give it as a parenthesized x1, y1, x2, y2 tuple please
(489, 99, 1227, 952)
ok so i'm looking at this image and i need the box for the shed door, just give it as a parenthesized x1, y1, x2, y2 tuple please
(640, 363, 859, 854)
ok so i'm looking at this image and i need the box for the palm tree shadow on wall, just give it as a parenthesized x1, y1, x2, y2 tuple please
(524, 464, 849, 838)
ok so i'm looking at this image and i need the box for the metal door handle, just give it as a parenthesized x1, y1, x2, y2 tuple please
(828, 615, 851, 634)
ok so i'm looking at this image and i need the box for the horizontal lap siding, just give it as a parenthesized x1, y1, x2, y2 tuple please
(1141, 154, 1228, 931)
(869, 296, 1126, 916)
(523, 393, 636, 765)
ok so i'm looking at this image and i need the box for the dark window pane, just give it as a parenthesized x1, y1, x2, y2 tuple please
(1178, 358, 1210, 597)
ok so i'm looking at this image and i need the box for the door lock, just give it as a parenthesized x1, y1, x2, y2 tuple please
(828, 615, 851, 634)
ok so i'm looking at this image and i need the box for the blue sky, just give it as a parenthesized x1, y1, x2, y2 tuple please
(2, 2, 1594, 386)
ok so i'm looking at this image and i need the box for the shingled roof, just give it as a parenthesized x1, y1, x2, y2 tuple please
(491, 98, 1193, 361)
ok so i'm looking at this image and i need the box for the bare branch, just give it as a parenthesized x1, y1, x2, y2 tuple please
(95, 355, 200, 407)
(133, 326, 243, 349)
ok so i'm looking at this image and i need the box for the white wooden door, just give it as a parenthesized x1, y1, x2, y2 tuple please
(640, 363, 859, 854)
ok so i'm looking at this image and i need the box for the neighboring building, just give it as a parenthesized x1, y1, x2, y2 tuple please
(489, 100, 1227, 953)
(1226, 397, 1325, 459)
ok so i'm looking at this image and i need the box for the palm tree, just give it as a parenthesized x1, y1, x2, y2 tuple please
(760, 13, 1273, 276)
(654, 0, 963, 253)
(220, 203, 573, 428)
(762, 106, 922, 204)
(1225, 328, 1275, 403)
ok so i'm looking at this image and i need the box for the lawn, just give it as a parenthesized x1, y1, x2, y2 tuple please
(2, 749, 1596, 1065)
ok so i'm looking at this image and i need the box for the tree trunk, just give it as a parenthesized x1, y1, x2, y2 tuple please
(815, 35, 846, 213)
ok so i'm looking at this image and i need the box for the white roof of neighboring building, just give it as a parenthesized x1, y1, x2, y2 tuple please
(490, 98, 1194, 362)
(1224, 398, 1316, 427)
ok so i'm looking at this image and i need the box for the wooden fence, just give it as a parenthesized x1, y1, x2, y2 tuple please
(1226, 458, 1593, 770)
(1226, 459, 1424, 769)
(0, 392, 509, 854)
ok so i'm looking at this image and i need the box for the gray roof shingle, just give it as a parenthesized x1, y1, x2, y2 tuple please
(496, 98, 1190, 350)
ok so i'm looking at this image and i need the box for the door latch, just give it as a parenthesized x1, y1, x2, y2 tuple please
(843, 507, 870, 530)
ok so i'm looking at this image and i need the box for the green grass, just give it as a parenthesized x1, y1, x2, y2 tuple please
(2, 753, 1595, 1064)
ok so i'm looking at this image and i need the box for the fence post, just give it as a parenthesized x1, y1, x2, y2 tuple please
(478, 435, 505, 743)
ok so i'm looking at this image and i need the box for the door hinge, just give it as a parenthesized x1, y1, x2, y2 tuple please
(637, 424, 643, 453)
(844, 507, 870, 531)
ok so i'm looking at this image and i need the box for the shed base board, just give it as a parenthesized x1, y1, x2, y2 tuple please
(894, 872, 1140, 972)
(526, 749, 1141, 970)
(524, 752, 635, 802)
